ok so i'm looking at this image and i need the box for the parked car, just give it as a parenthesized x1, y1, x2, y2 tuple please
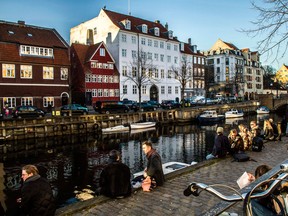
(137, 102, 158, 112)
(161, 100, 181, 109)
(119, 100, 139, 112)
(60, 104, 88, 116)
(95, 104, 130, 114)
(144, 100, 161, 108)
(12, 105, 46, 118)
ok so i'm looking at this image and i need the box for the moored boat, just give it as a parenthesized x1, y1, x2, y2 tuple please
(101, 125, 130, 133)
(256, 106, 270, 114)
(130, 121, 156, 130)
(197, 110, 225, 123)
(225, 109, 244, 118)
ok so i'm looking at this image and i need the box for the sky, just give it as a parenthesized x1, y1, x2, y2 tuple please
(0, 0, 286, 69)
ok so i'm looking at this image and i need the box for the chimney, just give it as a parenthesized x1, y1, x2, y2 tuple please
(165, 22, 168, 30)
(188, 38, 191, 45)
(155, 20, 160, 24)
(18, 20, 25, 26)
(106, 32, 112, 44)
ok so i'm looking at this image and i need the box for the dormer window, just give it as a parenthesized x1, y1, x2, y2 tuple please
(168, 30, 173, 39)
(154, 27, 159, 36)
(27, 33, 33, 37)
(142, 24, 147, 33)
(8, 30, 14, 35)
(124, 19, 131, 30)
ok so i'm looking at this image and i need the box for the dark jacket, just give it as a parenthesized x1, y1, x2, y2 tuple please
(100, 161, 131, 198)
(212, 134, 230, 158)
(21, 175, 56, 216)
(146, 149, 165, 186)
(228, 134, 245, 154)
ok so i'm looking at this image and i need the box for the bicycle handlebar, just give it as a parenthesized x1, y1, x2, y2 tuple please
(184, 167, 288, 202)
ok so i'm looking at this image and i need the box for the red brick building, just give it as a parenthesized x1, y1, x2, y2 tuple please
(0, 20, 70, 111)
(70, 42, 120, 105)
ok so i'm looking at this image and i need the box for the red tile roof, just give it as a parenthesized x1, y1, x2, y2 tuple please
(180, 43, 205, 56)
(0, 20, 68, 48)
(103, 9, 179, 42)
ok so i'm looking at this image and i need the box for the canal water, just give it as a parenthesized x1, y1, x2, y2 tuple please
(0, 112, 284, 212)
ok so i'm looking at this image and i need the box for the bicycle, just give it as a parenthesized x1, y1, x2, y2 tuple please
(183, 163, 288, 216)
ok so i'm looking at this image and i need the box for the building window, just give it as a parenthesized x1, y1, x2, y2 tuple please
(103, 75, 108, 83)
(43, 66, 54, 79)
(161, 86, 165, 94)
(148, 39, 152, 46)
(154, 27, 159, 36)
(142, 85, 147, 94)
(20, 45, 53, 58)
(104, 89, 109, 97)
(154, 40, 158, 47)
(141, 38, 146, 45)
(175, 86, 179, 94)
(109, 89, 114, 97)
(123, 85, 127, 94)
(167, 43, 171, 50)
(160, 41, 164, 48)
(122, 49, 127, 57)
(147, 52, 152, 60)
(113, 75, 119, 83)
(154, 53, 158, 61)
(43, 97, 54, 108)
(21, 97, 33, 106)
(61, 68, 68, 80)
(132, 67, 137, 77)
(160, 54, 164, 62)
(100, 48, 105, 56)
(3, 97, 16, 108)
(174, 57, 178, 64)
(142, 24, 147, 33)
(168, 86, 172, 94)
(20, 65, 32, 79)
(98, 75, 102, 83)
(132, 36, 136, 44)
(125, 19, 131, 30)
(155, 69, 159, 78)
(91, 62, 97, 68)
(122, 66, 127, 76)
(115, 89, 120, 97)
(132, 50, 137, 58)
(167, 56, 171, 63)
(168, 30, 173, 39)
(174, 45, 178, 51)
(161, 69, 164, 78)
(132, 85, 137, 94)
(217, 58, 220, 64)
(122, 34, 127, 42)
(98, 89, 103, 97)
(92, 89, 97, 97)
(93, 27, 97, 35)
(2, 64, 15, 78)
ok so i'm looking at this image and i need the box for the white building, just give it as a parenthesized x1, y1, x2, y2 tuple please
(70, 8, 182, 102)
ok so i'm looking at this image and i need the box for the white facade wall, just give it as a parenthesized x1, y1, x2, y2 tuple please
(70, 9, 181, 102)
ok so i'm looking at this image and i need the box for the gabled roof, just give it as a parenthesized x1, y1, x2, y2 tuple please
(103, 9, 179, 42)
(180, 43, 205, 57)
(0, 20, 68, 48)
(210, 38, 239, 51)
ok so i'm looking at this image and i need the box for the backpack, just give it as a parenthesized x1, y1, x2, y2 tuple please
(232, 152, 250, 162)
(252, 136, 264, 152)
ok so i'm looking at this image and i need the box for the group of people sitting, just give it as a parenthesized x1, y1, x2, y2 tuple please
(206, 118, 282, 160)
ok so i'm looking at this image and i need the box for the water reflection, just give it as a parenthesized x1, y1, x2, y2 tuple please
(0, 113, 282, 211)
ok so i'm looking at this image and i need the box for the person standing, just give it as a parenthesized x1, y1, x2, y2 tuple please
(142, 141, 165, 189)
(18, 164, 56, 216)
(99, 150, 131, 198)
(206, 127, 230, 160)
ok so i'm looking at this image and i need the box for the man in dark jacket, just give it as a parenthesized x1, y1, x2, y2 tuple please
(206, 127, 230, 160)
(18, 164, 56, 216)
(142, 141, 165, 188)
(99, 150, 131, 198)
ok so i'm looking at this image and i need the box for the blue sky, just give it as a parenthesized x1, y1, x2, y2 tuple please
(0, 0, 285, 69)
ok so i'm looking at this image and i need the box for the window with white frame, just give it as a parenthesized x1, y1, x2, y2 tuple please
(103, 75, 108, 83)
(154, 40, 158, 47)
(103, 63, 108, 69)
(113, 76, 119, 83)
(132, 85, 137, 94)
(160, 41, 164, 48)
(132, 67, 137, 77)
(141, 38, 146, 45)
(132, 36, 136, 44)
(20, 65, 32, 79)
(160, 54, 164, 62)
(21, 97, 33, 106)
(97, 63, 103, 68)
(122, 66, 127, 76)
(93, 27, 97, 35)
(174, 57, 178, 64)
(98, 89, 103, 97)
(132, 50, 137, 58)
(3, 97, 16, 108)
(168, 70, 172, 78)
(148, 39, 152, 46)
(168, 30, 173, 39)
(98, 75, 102, 83)
(167, 43, 171, 50)
(161, 69, 165, 78)
(109, 89, 114, 97)
(43, 97, 54, 107)
(123, 85, 127, 94)
(122, 34, 127, 42)
(109, 76, 113, 83)
(92, 89, 97, 97)
(125, 19, 131, 29)
(155, 69, 159, 78)
(175, 86, 179, 94)
(2, 64, 15, 78)
(161, 86, 165, 94)
(147, 52, 152, 60)
(154, 53, 159, 61)
(20, 45, 53, 58)
(115, 89, 120, 97)
(122, 49, 127, 57)
(142, 24, 147, 33)
(168, 86, 172, 94)
(43, 66, 54, 79)
(167, 55, 171, 63)
(142, 85, 147, 94)
(154, 27, 159, 36)
(104, 89, 109, 97)
(61, 68, 68, 80)
(174, 44, 178, 51)
(100, 48, 105, 56)
(91, 62, 97, 68)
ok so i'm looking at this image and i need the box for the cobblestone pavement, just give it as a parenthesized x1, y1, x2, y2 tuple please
(59, 137, 288, 216)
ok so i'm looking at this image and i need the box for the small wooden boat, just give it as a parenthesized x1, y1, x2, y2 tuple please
(256, 106, 270, 114)
(130, 127, 156, 134)
(101, 125, 130, 133)
(197, 110, 225, 123)
(130, 121, 156, 130)
(225, 109, 244, 118)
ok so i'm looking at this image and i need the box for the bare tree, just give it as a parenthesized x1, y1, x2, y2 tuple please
(170, 56, 192, 102)
(241, 0, 288, 61)
(123, 49, 157, 108)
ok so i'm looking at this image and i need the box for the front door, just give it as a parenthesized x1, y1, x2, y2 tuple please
(150, 85, 159, 102)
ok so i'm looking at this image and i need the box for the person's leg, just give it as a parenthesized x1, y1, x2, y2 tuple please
(206, 154, 216, 160)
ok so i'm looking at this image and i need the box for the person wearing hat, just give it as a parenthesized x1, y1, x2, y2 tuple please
(99, 150, 131, 198)
(206, 126, 230, 160)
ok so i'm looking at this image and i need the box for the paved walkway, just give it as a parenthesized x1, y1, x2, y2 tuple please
(57, 137, 288, 216)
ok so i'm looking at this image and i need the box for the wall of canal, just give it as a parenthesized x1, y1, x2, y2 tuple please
(0, 101, 258, 141)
